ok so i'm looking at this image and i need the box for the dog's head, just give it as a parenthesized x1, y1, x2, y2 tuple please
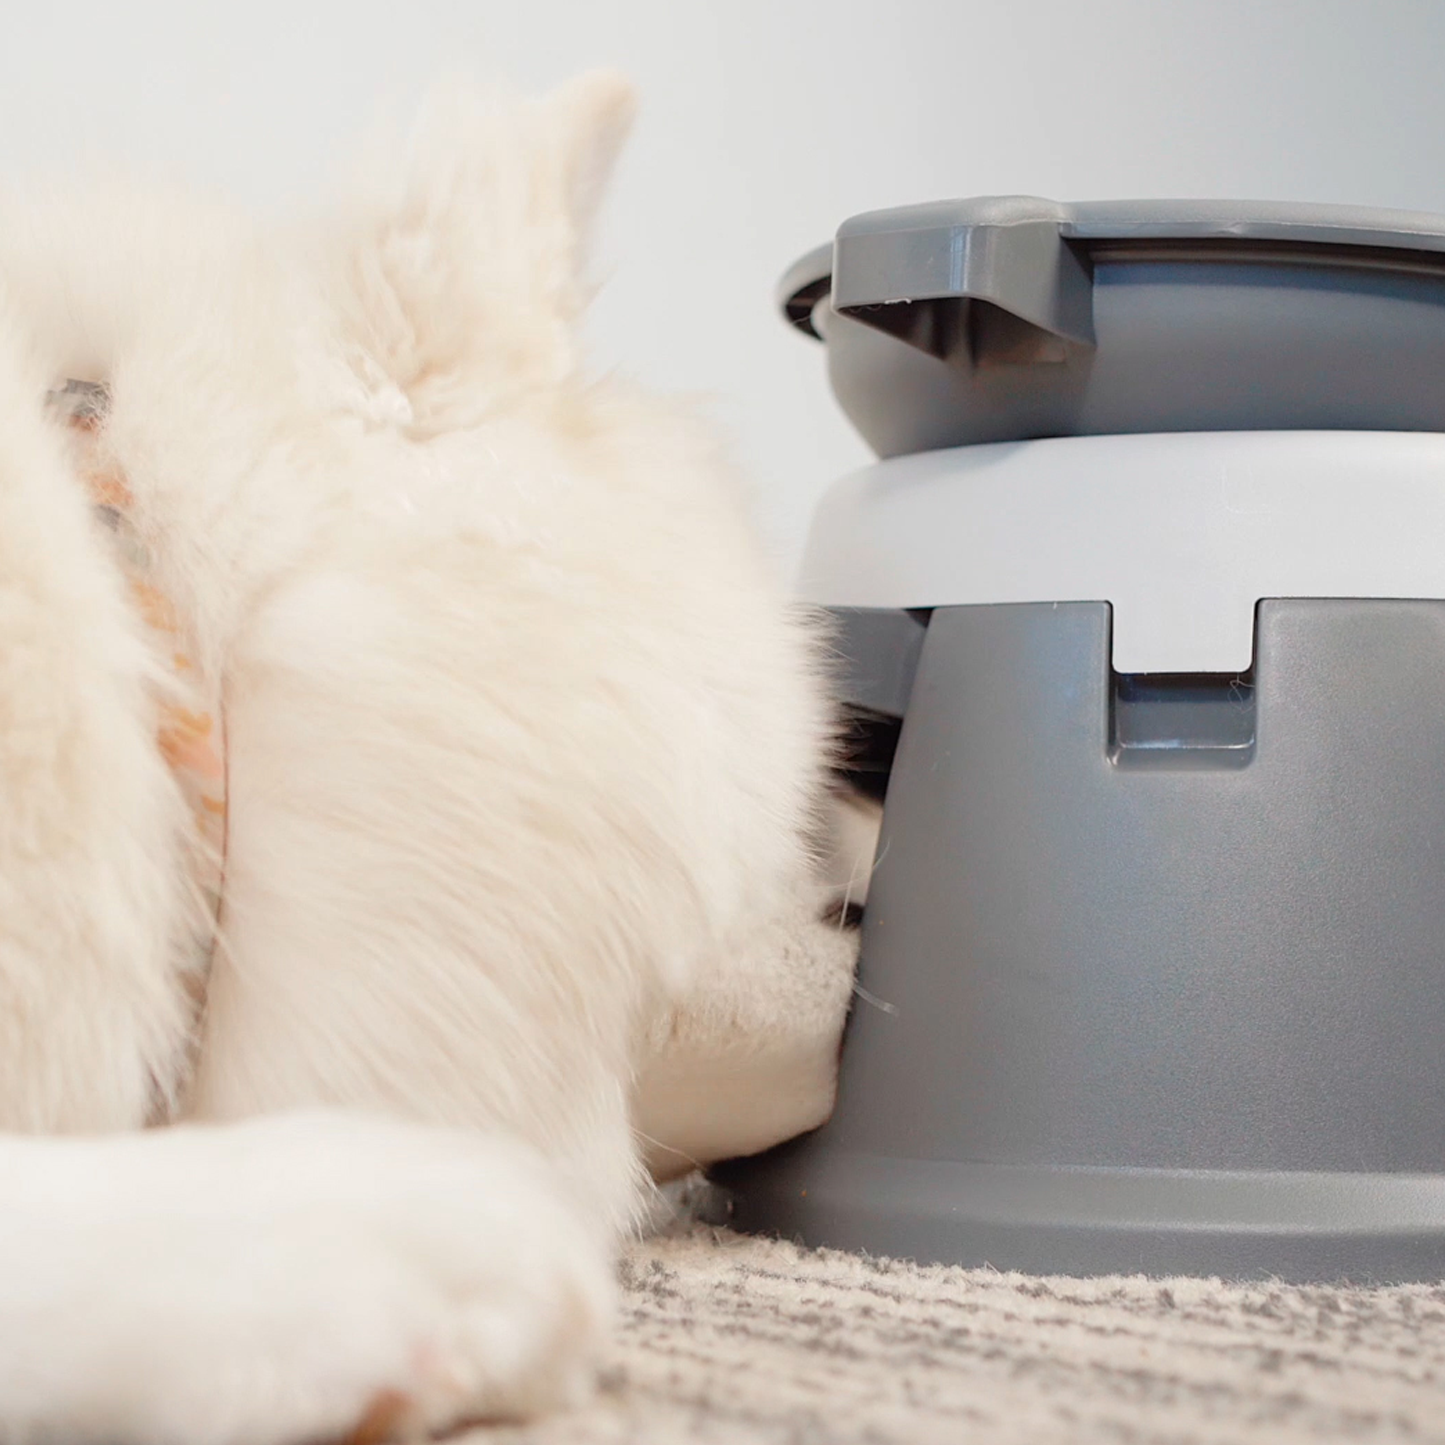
(0, 73, 637, 443)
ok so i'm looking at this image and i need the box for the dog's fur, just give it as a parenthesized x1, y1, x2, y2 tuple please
(0, 73, 869, 1443)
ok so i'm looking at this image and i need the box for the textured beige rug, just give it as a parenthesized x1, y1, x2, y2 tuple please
(474, 1225, 1445, 1444)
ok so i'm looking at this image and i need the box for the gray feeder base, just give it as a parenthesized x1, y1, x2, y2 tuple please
(717, 599, 1445, 1284)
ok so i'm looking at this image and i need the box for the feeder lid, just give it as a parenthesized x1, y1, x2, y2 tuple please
(781, 195, 1445, 336)
(781, 196, 1445, 456)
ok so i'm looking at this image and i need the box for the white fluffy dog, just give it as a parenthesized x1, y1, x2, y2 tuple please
(0, 73, 868, 1443)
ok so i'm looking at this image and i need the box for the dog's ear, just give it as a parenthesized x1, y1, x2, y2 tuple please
(325, 73, 640, 435)
(541, 70, 637, 255)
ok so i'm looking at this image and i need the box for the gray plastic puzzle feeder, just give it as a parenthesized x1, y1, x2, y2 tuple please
(714, 197, 1445, 1283)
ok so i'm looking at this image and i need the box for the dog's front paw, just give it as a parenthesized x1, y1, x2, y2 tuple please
(0, 1113, 613, 1444)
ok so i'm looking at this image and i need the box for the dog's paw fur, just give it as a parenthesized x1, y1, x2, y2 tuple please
(0, 1112, 612, 1444)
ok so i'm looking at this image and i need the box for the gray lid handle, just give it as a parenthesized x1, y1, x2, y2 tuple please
(831, 197, 1096, 360)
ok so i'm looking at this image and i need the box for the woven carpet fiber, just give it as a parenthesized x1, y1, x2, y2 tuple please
(474, 1225, 1445, 1445)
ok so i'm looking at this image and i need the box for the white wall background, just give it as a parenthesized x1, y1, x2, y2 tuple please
(3, 0, 1445, 572)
